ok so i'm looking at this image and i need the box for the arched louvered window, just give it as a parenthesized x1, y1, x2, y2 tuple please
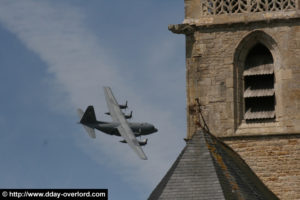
(243, 43, 275, 122)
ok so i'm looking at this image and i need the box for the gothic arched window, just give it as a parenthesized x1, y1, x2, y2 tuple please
(243, 43, 275, 122)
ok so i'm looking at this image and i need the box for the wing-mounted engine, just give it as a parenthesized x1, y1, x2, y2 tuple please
(119, 101, 128, 109)
(120, 138, 148, 146)
(125, 111, 132, 119)
(105, 110, 133, 119)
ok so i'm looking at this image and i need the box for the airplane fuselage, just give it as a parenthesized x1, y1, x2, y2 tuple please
(85, 121, 157, 137)
(78, 87, 158, 160)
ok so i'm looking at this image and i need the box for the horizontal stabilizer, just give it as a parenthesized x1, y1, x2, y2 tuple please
(77, 108, 96, 139)
(82, 125, 96, 139)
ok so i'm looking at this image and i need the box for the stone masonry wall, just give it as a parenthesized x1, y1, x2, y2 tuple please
(184, 21, 300, 199)
(180, 0, 300, 199)
(186, 22, 300, 139)
(223, 135, 300, 200)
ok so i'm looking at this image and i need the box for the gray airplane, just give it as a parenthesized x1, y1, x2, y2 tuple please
(77, 87, 158, 160)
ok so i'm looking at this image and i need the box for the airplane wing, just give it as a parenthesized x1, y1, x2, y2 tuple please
(103, 86, 147, 160)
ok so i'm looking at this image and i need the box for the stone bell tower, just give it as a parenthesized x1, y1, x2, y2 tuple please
(169, 0, 300, 199)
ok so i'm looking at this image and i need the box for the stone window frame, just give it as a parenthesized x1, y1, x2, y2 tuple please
(233, 31, 282, 131)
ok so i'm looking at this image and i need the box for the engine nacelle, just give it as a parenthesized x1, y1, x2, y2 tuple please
(120, 138, 148, 146)
(138, 138, 148, 146)
(119, 101, 128, 109)
(125, 111, 133, 119)
(105, 111, 132, 119)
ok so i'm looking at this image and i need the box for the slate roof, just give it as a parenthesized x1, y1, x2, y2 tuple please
(148, 130, 279, 200)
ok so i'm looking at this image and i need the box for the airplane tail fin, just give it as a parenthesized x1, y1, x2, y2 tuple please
(77, 107, 96, 139)
(79, 105, 97, 124)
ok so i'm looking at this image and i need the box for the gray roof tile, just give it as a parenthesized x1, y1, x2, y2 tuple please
(148, 130, 279, 200)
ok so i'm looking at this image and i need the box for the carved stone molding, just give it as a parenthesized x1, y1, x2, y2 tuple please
(168, 24, 196, 35)
(201, 0, 297, 16)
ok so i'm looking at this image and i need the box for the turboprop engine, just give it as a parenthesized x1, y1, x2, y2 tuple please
(120, 138, 148, 146)
(105, 111, 132, 119)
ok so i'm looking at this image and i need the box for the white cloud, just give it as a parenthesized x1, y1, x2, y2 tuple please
(0, 0, 185, 192)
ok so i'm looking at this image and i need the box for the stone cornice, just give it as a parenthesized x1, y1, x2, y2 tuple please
(169, 12, 300, 34)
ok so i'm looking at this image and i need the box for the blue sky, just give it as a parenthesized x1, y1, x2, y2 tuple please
(0, 1, 185, 199)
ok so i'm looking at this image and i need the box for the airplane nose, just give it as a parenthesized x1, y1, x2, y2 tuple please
(153, 127, 158, 132)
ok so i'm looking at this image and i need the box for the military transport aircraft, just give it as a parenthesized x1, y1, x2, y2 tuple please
(77, 87, 158, 160)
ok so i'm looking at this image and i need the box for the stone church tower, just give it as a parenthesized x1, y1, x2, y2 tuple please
(169, 0, 300, 199)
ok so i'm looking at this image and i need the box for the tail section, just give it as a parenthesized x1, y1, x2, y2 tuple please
(79, 105, 97, 124)
(77, 107, 96, 139)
